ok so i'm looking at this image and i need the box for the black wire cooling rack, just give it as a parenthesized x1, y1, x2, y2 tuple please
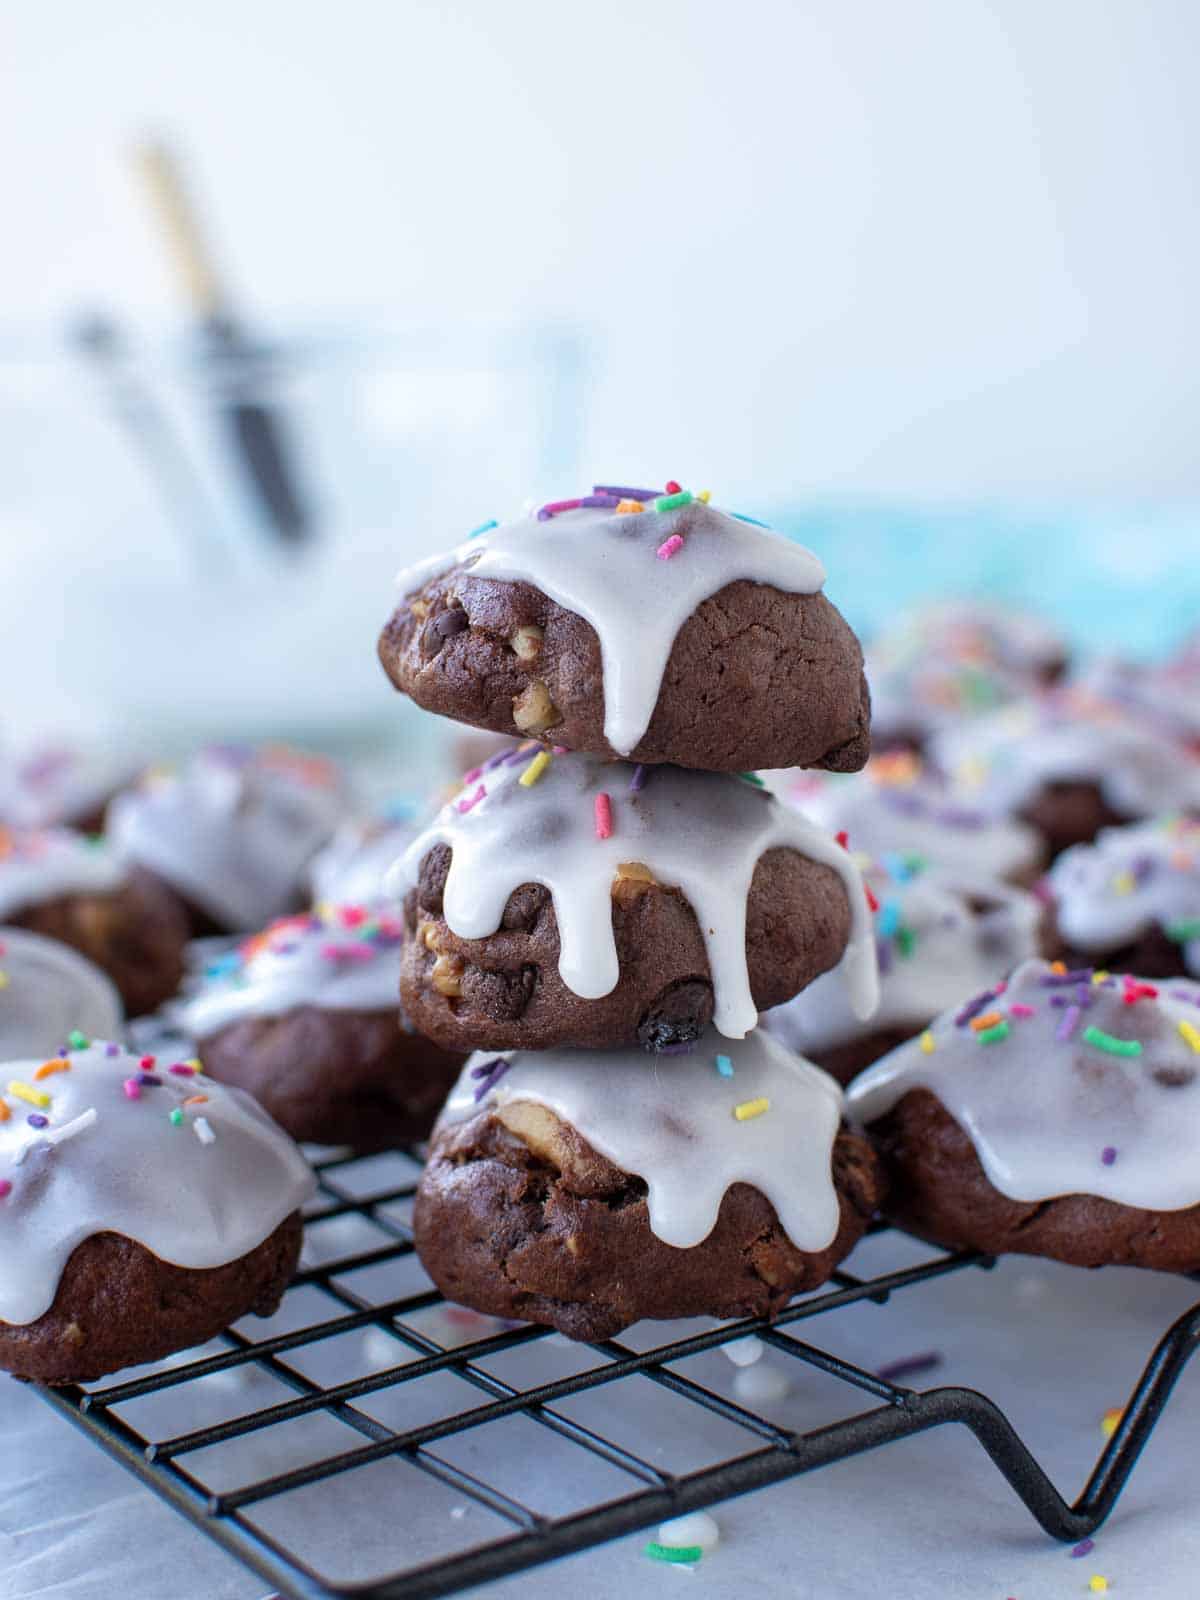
(35, 1146, 1200, 1600)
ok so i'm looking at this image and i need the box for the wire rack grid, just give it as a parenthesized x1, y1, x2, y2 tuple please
(35, 1145, 1200, 1600)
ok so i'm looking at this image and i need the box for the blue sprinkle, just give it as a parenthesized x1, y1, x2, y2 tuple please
(731, 511, 770, 528)
(467, 518, 498, 539)
(715, 1054, 734, 1078)
(877, 899, 902, 939)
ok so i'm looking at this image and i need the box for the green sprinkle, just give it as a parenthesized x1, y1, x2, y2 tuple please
(653, 490, 693, 513)
(896, 926, 916, 959)
(715, 1054, 734, 1078)
(738, 772, 765, 787)
(1083, 1026, 1143, 1058)
(1167, 919, 1200, 943)
(67, 1030, 90, 1051)
(169, 1107, 184, 1126)
(976, 1021, 1010, 1045)
(644, 1542, 703, 1565)
(904, 853, 927, 874)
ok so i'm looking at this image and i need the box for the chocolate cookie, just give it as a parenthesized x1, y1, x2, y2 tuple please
(765, 858, 1042, 1085)
(0, 1040, 313, 1383)
(394, 751, 879, 1052)
(847, 957, 1200, 1271)
(177, 903, 463, 1149)
(1043, 815, 1200, 979)
(414, 1031, 884, 1339)
(379, 493, 870, 772)
(0, 827, 187, 1016)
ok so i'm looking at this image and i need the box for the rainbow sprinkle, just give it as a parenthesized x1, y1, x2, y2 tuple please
(594, 792, 613, 840)
(976, 1020, 1011, 1045)
(1083, 1026, 1142, 1058)
(733, 1097, 770, 1122)
(715, 1054, 734, 1078)
(518, 751, 552, 788)
(656, 533, 685, 560)
(8, 1081, 50, 1109)
(1179, 1020, 1200, 1054)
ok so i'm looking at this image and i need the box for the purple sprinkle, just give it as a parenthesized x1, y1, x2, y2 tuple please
(483, 749, 510, 771)
(880, 790, 925, 817)
(1040, 968, 1095, 987)
(580, 493, 621, 509)
(629, 764, 647, 794)
(876, 1350, 942, 1384)
(1102, 1146, 1118, 1166)
(657, 1041, 696, 1056)
(502, 746, 531, 767)
(1076, 981, 1095, 1008)
(955, 989, 995, 1027)
(1057, 1003, 1082, 1040)
(1071, 1538, 1095, 1559)
(935, 806, 985, 829)
(593, 484, 660, 501)
(1131, 854, 1157, 884)
(27, 1114, 48, 1129)
(1049, 994, 1069, 1008)
(104, 1042, 120, 1057)
(139, 1073, 163, 1087)
(470, 1057, 514, 1102)
(876, 938, 894, 975)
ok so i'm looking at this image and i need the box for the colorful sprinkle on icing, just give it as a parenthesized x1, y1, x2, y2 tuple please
(733, 1097, 770, 1121)
(518, 751, 552, 788)
(1083, 1026, 1142, 1057)
(715, 1054, 734, 1078)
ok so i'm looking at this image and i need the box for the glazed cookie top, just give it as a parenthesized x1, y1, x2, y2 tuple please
(176, 903, 406, 1039)
(770, 751, 1044, 883)
(308, 816, 415, 908)
(765, 856, 1041, 1054)
(393, 485, 828, 758)
(1077, 645, 1200, 745)
(1048, 815, 1200, 975)
(0, 1038, 314, 1325)
(931, 692, 1200, 819)
(392, 748, 880, 1038)
(0, 743, 126, 830)
(0, 826, 126, 920)
(0, 929, 123, 1060)
(440, 1027, 846, 1251)
(108, 743, 351, 931)
(847, 957, 1200, 1212)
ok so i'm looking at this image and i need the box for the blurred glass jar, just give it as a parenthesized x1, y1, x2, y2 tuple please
(0, 320, 585, 762)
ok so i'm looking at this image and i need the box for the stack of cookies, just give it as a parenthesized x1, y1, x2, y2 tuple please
(377, 483, 888, 1338)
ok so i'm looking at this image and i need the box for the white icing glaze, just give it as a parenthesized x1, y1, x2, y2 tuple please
(768, 752, 1044, 883)
(108, 744, 352, 931)
(0, 827, 126, 920)
(932, 692, 1200, 819)
(1049, 816, 1200, 975)
(847, 956, 1200, 1212)
(440, 1027, 845, 1251)
(766, 858, 1041, 1054)
(176, 903, 405, 1039)
(0, 1040, 314, 1324)
(394, 499, 826, 757)
(308, 817, 415, 908)
(0, 743, 128, 831)
(1077, 650, 1200, 744)
(390, 749, 879, 1038)
(0, 928, 123, 1060)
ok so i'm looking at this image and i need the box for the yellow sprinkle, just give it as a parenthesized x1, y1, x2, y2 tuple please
(1101, 1406, 1123, 1438)
(8, 1080, 50, 1109)
(518, 750, 552, 788)
(1111, 871, 1134, 896)
(186, 1058, 202, 1072)
(1179, 1020, 1200, 1054)
(1089, 1578, 1109, 1594)
(697, 489, 712, 503)
(0, 970, 8, 989)
(1092, 970, 1110, 985)
(34, 1059, 71, 1081)
(920, 1031, 936, 1054)
(733, 1097, 770, 1122)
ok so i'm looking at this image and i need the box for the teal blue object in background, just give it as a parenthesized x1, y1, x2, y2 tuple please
(766, 501, 1200, 658)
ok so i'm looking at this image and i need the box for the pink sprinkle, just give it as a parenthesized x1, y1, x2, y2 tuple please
(123, 1077, 141, 1100)
(594, 792, 613, 840)
(169, 1063, 196, 1076)
(656, 533, 685, 561)
(463, 765, 483, 783)
(1010, 1003, 1036, 1019)
(456, 783, 486, 815)
(320, 942, 376, 964)
(339, 905, 368, 927)
(552, 745, 568, 755)
(0, 1180, 11, 1199)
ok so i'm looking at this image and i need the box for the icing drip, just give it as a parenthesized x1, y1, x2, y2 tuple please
(1049, 816, 1200, 975)
(108, 744, 352, 931)
(391, 750, 879, 1038)
(308, 817, 415, 908)
(847, 957, 1200, 1213)
(766, 857, 1041, 1054)
(0, 1040, 314, 1325)
(0, 826, 126, 920)
(394, 500, 826, 757)
(932, 692, 1200, 819)
(0, 928, 123, 1059)
(441, 1027, 845, 1251)
(769, 751, 1043, 883)
(176, 903, 406, 1039)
